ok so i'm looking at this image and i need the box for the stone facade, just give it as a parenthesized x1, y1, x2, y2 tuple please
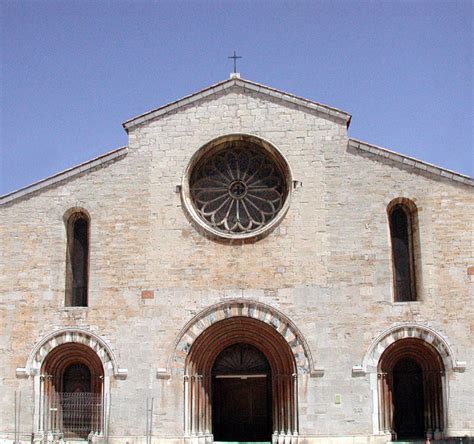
(0, 77, 472, 443)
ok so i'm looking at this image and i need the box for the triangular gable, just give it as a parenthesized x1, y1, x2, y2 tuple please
(3, 79, 471, 206)
(122, 77, 352, 131)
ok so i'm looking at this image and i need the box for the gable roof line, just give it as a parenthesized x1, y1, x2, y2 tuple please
(0, 146, 128, 206)
(122, 77, 352, 131)
(2, 137, 470, 206)
(348, 138, 473, 187)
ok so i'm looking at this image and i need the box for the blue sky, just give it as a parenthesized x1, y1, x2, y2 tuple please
(1, 0, 472, 195)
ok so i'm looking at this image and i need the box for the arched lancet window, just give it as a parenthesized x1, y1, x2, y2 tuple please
(388, 200, 418, 302)
(65, 212, 90, 306)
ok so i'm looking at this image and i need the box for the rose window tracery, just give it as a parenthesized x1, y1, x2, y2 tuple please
(188, 141, 288, 236)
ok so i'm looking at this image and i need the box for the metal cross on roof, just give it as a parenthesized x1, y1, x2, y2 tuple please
(228, 51, 242, 73)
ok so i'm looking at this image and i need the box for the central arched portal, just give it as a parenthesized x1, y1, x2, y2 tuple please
(184, 317, 298, 443)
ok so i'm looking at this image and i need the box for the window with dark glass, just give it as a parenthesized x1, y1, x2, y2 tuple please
(65, 213, 89, 306)
(389, 204, 416, 302)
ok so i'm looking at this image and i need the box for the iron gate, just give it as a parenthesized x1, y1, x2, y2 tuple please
(41, 392, 103, 439)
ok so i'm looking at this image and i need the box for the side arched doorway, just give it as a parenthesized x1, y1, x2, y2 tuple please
(378, 338, 445, 440)
(41, 343, 104, 439)
(184, 317, 298, 443)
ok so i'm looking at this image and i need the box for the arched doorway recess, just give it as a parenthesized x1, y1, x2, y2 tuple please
(185, 317, 298, 443)
(41, 343, 104, 439)
(378, 338, 445, 440)
(20, 328, 126, 440)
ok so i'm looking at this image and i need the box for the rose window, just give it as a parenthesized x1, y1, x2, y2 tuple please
(187, 139, 290, 238)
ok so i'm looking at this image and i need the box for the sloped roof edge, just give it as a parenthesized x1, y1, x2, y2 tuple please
(122, 77, 352, 131)
(0, 146, 128, 206)
(2, 137, 470, 207)
(349, 138, 473, 187)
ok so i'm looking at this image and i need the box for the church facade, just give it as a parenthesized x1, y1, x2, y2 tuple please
(1, 76, 473, 444)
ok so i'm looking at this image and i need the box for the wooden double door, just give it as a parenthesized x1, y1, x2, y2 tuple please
(212, 343, 273, 442)
(213, 375, 272, 442)
(392, 359, 425, 439)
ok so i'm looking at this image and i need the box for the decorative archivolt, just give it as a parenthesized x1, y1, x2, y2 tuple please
(353, 323, 466, 375)
(17, 327, 127, 379)
(165, 299, 318, 377)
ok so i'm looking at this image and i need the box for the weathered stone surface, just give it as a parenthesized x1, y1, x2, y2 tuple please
(0, 79, 472, 443)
